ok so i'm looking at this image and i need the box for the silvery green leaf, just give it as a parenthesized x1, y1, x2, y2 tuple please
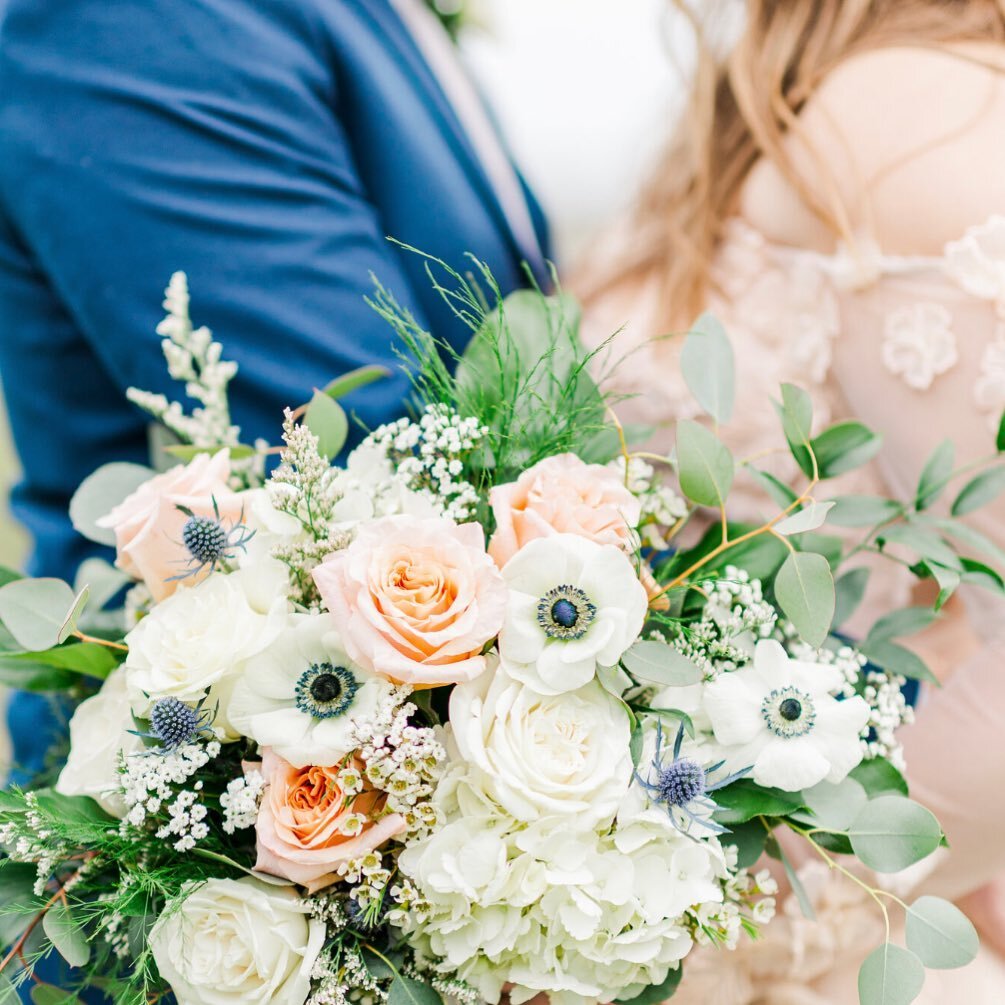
(826, 495, 903, 528)
(69, 462, 153, 546)
(42, 901, 90, 968)
(57, 586, 90, 644)
(305, 390, 348, 460)
(848, 795, 942, 873)
(0, 578, 78, 651)
(850, 758, 909, 798)
(811, 421, 882, 479)
(749, 467, 799, 508)
(916, 439, 955, 510)
(924, 561, 961, 610)
(621, 641, 702, 687)
(676, 420, 734, 508)
(773, 551, 834, 647)
(867, 606, 939, 645)
(905, 896, 979, 969)
(388, 974, 442, 1005)
(322, 365, 390, 401)
(774, 500, 835, 536)
(878, 525, 961, 570)
(833, 567, 870, 630)
(766, 835, 815, 920)
(858, 943, 925, 1005)
(680, 312, 735, 424)
(860, 640, 937, 684)
(792, 777, 867, 831)
(73, 558, 130, 613)
(951, 465, 1005, 515)
(775, 384, 814, 477)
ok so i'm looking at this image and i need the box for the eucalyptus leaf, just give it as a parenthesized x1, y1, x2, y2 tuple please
(621, 641, 702, 687)
(680, 313, 735, 424)
(69, 462, 153, 546)
(858, 943, 925, 1005)
(304, 391, 348, 460)
(811, 421, 882, 479)
(43, 901, 91, 968)
(633, 706, 696, 738)
(774, 501, 835, 536)
(0, 578, 78, 651)
(321, 365, 390, 401)
(859, 640, 937, 684)
(0, 642, 119, 682)
(676, 420, 734, 508)
(928, 517, 1005, 570)
(766, 835, 815, 920)
(825, 495, 902, 528)
(0, 974, 17, 1004)
(387, 974, 443, 1005)
(162, 443, 256, 462)
(776, 384, 814, 477)
(773, 551, 835, 647)
(960, 556, 1005, 593)
(877, 525, 961, 571)
(73, 559, 130, 613)
(867, 607, 939, 645)
(848, 795, 942, 873)
(833, 567, 870, 629)
(905, 896, 979, 969)
(792, 777, 868, 831)
(30, 988, 78, 1005)
(58, 586, 90, 644)
(924, 561, 961, 610)
(916, 439, 955, 510)
(713, 779, 805, 825)
(629, 723, 645, 770)
(951, 465, 1005, 515)
(749, 468, 799, 508)
(850, 759, 909, 798)
(615, 966, 682, 1005)
(722, 820, 769, 870)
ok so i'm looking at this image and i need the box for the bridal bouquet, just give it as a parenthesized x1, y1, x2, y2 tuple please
(0, 260, 1001, 1005)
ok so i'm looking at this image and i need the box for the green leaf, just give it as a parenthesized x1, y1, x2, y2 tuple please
(621, 641, 702, 687)
(791, 777, 868, 831)
(721, 820, 769, 870)
(30, 988, 78, 1005)
(928, 517, 1005, 570)
(776, 384, 814, 477)
(0, 642, 119, 686)
(615, 967, 682, 1005)
(43, 901, 90, 968)
(905, 896, 979, 969)
(848, 795, 943, 873)
(387, 974, 443, 1005)
(73, 559, 130, 613)
(361, 946, 396, 981)
(825, 495, 902, 528)
(676, 420, 734, 508)
(952, 465, 1005, 515)
(858, 943, 925, 1005)
(321, 365, 390, 401)
(916, 439, 955, 510)
(633, 707, 696, 739)
(924, 562, 961, 610)
(0, 861, 41, 947)
(57, 586, 90, 644)
(748, 468, 799, 509)
(33, 789, 115, 825)
(773, 551, 835, 647)
(766, 835, 815, 920)
(960, 556, 1005, 593)
(792, 531, 843, 569)
(850, 758, 909, 798)
(811, 421, 882, 479)
(867, 607, 939, 645)
(661, 522, 789, 584)
(629, 723, 645, 770)
(304, 391, 348, 460)
(68, 462, 154, 546)
(833, 567, 870, 630)
(0, 568, 21, 589)
(860, 639, 937, 684)
(162, 443, 257, 462)
(680, 313, 735, 424)
(0, 579, 78, 651)
(0, 974, 18, 1005)
(713, 779, 806, 825)
(877, 525, 961, 570)
(774, 501, 834, 536)
(997, 411, 1005, 452)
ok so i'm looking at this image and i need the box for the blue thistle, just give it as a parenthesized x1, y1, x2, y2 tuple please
(168, 497, 255, 583)
(634, 722, 750, 838)
(131, 696, 217, 752)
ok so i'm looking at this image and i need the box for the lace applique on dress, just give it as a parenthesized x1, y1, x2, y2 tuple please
(881, 302, 958, 391)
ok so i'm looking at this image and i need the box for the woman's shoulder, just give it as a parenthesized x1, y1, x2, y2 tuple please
(740, 43, 1005, 255)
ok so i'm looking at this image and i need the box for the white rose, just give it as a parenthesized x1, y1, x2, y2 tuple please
(235, 490, 301, 612)
(150, 878, 324, 1005)
(497, 534, 648, 695)
(124, 572, 288, 735)
(703, 639, 871, 791)
(448, 661, 633, 828)
(55, 669, 144, 817)
(330, 443, 440, 525)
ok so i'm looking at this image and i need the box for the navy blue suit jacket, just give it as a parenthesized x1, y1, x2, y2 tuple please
(0, 0, 548, 775)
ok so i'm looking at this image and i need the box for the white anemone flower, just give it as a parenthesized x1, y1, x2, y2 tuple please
(702, 639, 870, 791)
(497, 534, 648, 695)
(228, 614, 392, 767)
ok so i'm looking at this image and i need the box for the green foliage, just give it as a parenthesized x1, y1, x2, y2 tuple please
(712, 780, 805, 825)
(792, 777, 868, 832)
(811, 421, 883, 479)
(676, 420, 734, 508)
(0, 579, 88, 652)
(826, 495, 902, 528)
(679, 313, 735, 424)
(387, 973, 443, 1005)
(773, 551, 835, 648)
(765, 835, 815, 920)
(904, 896, 979, 970)
(858, 942, 925, 1005)
(305, 390, 349, 460)
(833, 567, 870, 629)
(621, 641, 702, 687)
(68, 463, 153, 547)
(321, 365, 390, 402)
(721, 820, 769, 870)
(951, 464, 1005, 515)
(915, 439, 955, 510)
(615, 966, 682, 1005)
(848, 795, 943, 873)
(850, 758, 909, 798)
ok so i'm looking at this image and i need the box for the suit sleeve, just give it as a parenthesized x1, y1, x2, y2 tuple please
(0, 0, 427, 443)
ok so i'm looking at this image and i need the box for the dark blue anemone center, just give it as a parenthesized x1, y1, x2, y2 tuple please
(550, 598, 579, 628)
(295, 662, 359, 720)
(779, 697, 803, 721)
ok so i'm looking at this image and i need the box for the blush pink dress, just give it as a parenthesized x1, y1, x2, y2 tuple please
(586, 213, 1005, 1003)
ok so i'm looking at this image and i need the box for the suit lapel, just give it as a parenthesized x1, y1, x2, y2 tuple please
(359, 1, 548, 281)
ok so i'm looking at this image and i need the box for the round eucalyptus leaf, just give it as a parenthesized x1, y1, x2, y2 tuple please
(42, 900, 91, 968)
(621, 641, 702, 687)
(792, 776, 867, 831)
(848, 795, 942, 873)
(905, 896, 979, 970)
(858, 943, 925, 1005)
(304, 391, 348, 460)
(0, 578, 77, 652)
(69, 461, 153, 546)
(773, 550, 835, 648)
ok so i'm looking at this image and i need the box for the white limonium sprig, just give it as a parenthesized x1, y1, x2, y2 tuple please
(363, 404, 487, 521)
(220, 769, 266, 834)
(618, 456, 688, 549)
(126, 272, 241, 451)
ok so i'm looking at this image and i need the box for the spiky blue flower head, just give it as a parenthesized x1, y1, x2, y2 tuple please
(149, 697, 203, 749)
(182, 514, 229, 565)
(656, 756, 707, 807)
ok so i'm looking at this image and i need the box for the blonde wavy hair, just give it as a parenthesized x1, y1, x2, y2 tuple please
(587, 0, 1005, 328)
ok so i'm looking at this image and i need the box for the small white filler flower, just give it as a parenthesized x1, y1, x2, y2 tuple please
(702, 639, 870, 791)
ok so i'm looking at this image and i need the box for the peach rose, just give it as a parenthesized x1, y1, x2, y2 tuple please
(312, 515, 507, 687)
(487, 453, 642, 568)
(253, 749, 405, 893)
(97, 449, 246, 602)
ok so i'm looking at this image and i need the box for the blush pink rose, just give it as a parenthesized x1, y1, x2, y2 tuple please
(96, 449, 246, 602)
(253, 750, 405, 894)
(487, 453, 642, 568)
(312, 515, 507, 687)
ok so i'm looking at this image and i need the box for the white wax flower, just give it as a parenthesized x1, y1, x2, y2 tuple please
(702, 639, 870, 791)
(497, 533, 648, 695)
(150, 878, 324, 1005)
(448, 660, 633, 829)
(228, 613, 392, 767)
